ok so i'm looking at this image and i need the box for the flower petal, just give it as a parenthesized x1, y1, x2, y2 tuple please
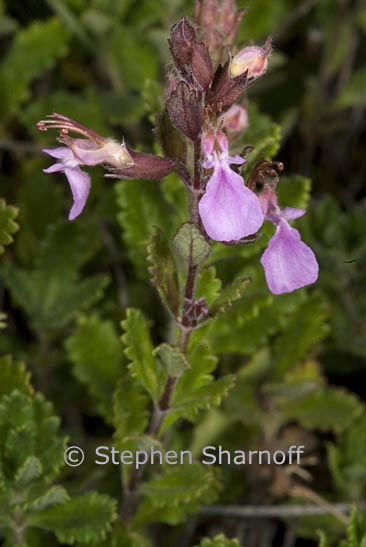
(64, 167, 91, 221)
(199, 161, 264, 241)
(43, 147, 70, 159)
(281, 207, 306, 221)
(43, 163, 65, 173)
(261, 220, 318, 294)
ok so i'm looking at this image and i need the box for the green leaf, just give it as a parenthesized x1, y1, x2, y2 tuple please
(66, 315, 124, 422)
(272, 294, 329, 379)
(0, 18, 69, 117)
(154, 344, 189, 378)
(82, 524, 153, 547)
(335, 70, 366, 109)
(326, 415, 366, 500)
(276, 175, 312, 210)
(163, 375, 236, 431)
(135, 464, 221, 525)
(194, 534, 243, 547)
(14, 456, 43, 488)
(121, 308, 164, 401)
(0, 355, 33, 399)
(116, 180, 171, 277)
(210, 276, 251, 316)
(29, 492, 117, 544)
(147, 226, 180, 315)
(0, 391, 66, 483)
(173, 222, 211, 266)
(196, 266, 222, 306)
(0, 199, 19, 254)
(241, 103, 282, 168)
(1, 261, 108, 333)
(113, 376, 149, 445)
(281, 388, 363, 432)
(27, 486, 70, 512)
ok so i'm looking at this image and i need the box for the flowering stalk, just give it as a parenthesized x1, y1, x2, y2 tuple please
(37, 0, 319, 523)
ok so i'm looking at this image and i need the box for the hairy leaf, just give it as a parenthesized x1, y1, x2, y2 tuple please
(173, 222, 211, 266)
(113, 376, 149, 445)
(135, 464, 221, 525)
(121, 308, 164, 401)
(154, 344, 189, 378)
(147, 226, 180, 315)
(66, 315, 125, 422)
(28, 492, 117, 544)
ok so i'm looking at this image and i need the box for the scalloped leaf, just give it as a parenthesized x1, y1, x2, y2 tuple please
(147, 226, 180, 315)
(154, 344, 189, 378)
(14, 456, 43, 489)
(0, 355, 33, 399)
(135, 464, 221, 525)
(116, 180, 171, 277)
(210, 276, 251, 316)
(121, 308, 165, 401)
(281, 387, 363, 432)
(113, 376, 149, 446)
(0, 391, 66, 483)
(66, 315, 124, 422)
(162, 375, 236, 431)
(272, 294, 329, 379)
(26, 486, 70, 512)
(0, 199, 19, 254)
(28, 492, 117, 544)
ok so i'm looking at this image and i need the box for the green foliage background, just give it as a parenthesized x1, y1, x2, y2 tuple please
(0, 0, 365, 546)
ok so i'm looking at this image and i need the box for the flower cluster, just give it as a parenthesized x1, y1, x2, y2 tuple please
(37, 1, 318, 295)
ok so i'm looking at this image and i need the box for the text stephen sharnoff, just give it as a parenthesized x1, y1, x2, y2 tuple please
(94, 445, 305, 469)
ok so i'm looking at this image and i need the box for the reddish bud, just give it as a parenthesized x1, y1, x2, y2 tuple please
(167, 81, 204, 140)
(206, 61, 247, 109)
(105, 149, 175, 181)
(168, 17, 196, 75)
(191, 41, 214, 90)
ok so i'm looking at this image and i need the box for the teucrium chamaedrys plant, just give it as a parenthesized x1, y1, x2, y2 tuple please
(19, 0, 328, 542)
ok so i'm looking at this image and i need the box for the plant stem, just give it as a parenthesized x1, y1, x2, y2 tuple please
(120, 139, 203, 521)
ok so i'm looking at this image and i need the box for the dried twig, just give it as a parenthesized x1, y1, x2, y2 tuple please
(199, 502, 361, 519)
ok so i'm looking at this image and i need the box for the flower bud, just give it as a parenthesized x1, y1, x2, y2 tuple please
(166, 81, 204, 140)
(229, 37, 272, 79)
(191, 41, 214, 90)
(219, 104, 248, 135)
(168, 17, 196, 75)
(105, 149, 175, 181)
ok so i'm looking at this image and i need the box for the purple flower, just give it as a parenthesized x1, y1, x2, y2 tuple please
(43, 146, 92, 221)
(198, 131, 264, 241)
(38, 113, 134, 220)
(260, 187, 318, 294)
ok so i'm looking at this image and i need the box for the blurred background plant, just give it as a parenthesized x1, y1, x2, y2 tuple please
(0, 0, 365, 546)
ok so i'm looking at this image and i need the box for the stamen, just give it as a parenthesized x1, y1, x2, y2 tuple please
(36, 113, 106, 144)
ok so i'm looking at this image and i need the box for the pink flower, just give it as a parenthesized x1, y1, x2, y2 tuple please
(198, 131, 264, 241)
(260, 187, 319, 294)
(38, 114, 134, 220)
(219, 104, 249, 135)
(43, 146, 92, 221)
